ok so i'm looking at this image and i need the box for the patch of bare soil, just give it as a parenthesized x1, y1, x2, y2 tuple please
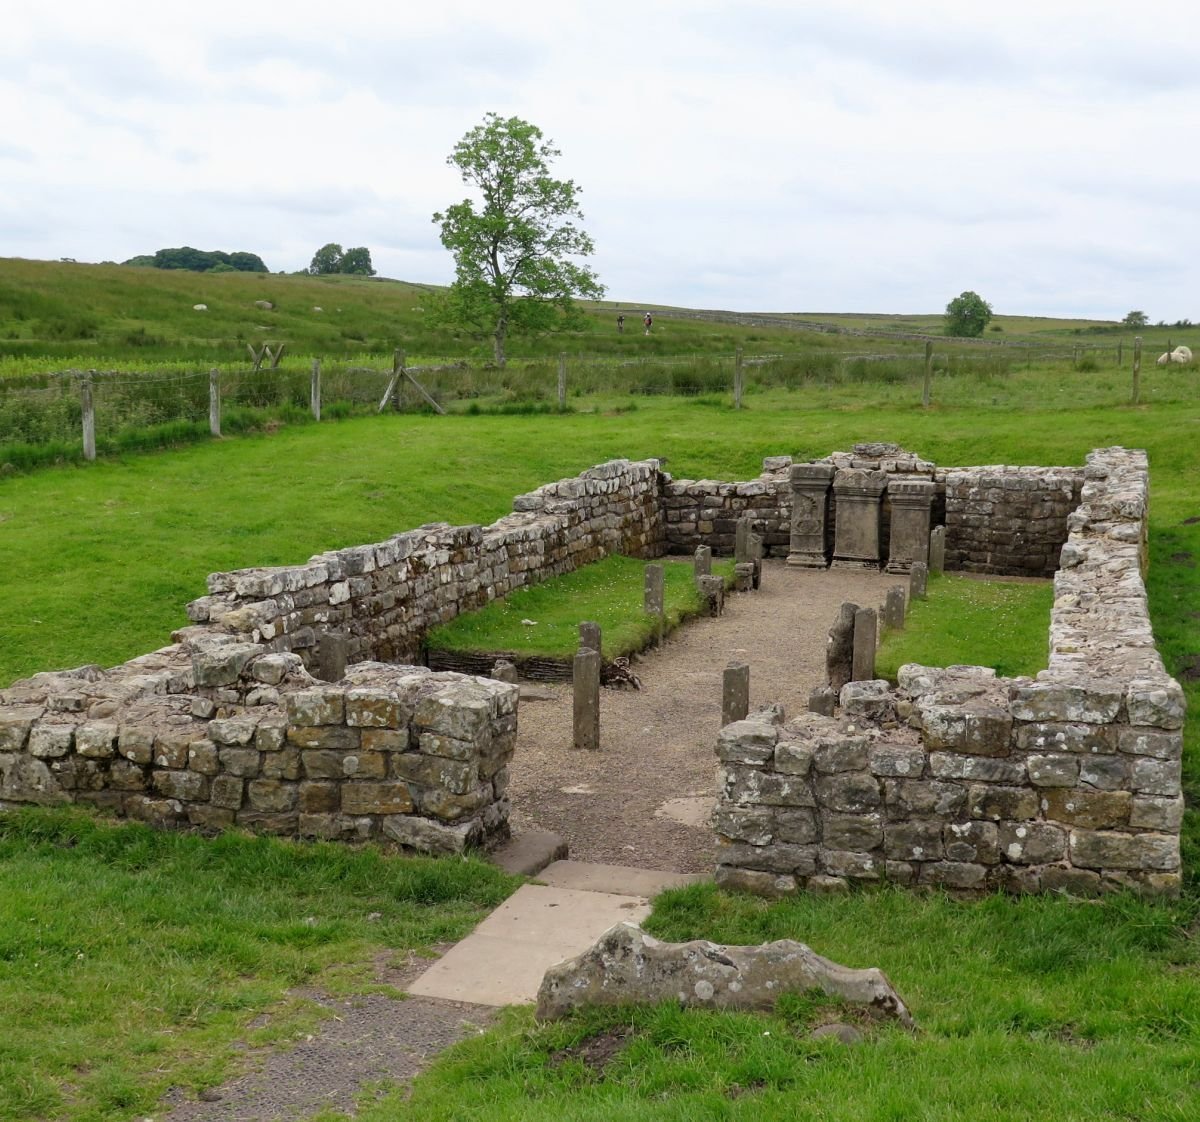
(548, 1024, 635, 1073)
(507, 561, 897, 873)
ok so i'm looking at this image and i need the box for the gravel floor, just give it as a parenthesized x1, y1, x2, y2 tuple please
(508, 560, 898, 872)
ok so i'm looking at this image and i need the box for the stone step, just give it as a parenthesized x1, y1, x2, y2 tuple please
(536, 860, 708, 897)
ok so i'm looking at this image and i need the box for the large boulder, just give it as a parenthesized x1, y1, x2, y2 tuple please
(535, 922, 913, 1027)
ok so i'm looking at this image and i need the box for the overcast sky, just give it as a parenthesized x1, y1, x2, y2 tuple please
(3, 1, 1198, 319)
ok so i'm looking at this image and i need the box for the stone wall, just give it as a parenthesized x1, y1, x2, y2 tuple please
(0, 637, 516, 852)
(663, 460, 792, 557)
(186, 459, 666, 668)
(714, 447, 1185, 897)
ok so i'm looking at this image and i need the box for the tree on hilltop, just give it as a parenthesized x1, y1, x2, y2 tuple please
(944, 291, 993, 337)
(309, 243, 376, 276)
(432, 112, 603, 367)
(1122, 310, 1148, 328)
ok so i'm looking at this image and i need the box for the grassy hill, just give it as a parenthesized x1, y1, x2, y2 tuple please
(0, 257, 1180, 370)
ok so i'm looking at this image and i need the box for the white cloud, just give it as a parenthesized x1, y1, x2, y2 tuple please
(3, 0, 1200, 320)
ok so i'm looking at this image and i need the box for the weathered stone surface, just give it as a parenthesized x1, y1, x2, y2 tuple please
(815, 772, 881, 813)
(1010, 682, 1122, 724)
(822, 812, 883, 851)
(535, 922, 914, 1026)
(715, 866, 796, 897)
(1041, 788, 1131, 829)
(285, 689, 345, 727)
(838, 681, 894, 722)
(717, 841, 817, 876)
(1069, 829, 1179, 871)
(969, 784, 1038, 821)
(1026, 754, 1081, 787)
(341, 781, 414, 816)
(920, 703, 1012, 757)
(381, 813, 481, 854)
(884, 821, 943, 862)
(943, 821, 999, 865)
(998, 822, 1067, 864)
(869, 744, 926, 778)
(825, 602, 858, 690)
(929, 753, 1024, 784)
(717, 719, 777, 765)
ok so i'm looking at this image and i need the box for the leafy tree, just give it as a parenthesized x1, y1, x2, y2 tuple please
(228, 251, 268, 273)
(1122, 310, 1148, 328)
(432, 112, 603, 366)
(123, 247, 269, 272)
(309, 243, 344, 275)
(339, 246, 376, 276)
(944, 290, 993, 337)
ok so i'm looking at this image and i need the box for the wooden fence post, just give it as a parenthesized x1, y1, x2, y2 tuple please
(557, 353, 567, 410)
(80, 371, 96, 461)
(310, 358, 321, 421)
(1117, 340, 1123, 367)
(922, 340, 933, 407)
(734, 347, 744, 409)
(209, 369, 221, 436)
(1132, 336, 1142, 405)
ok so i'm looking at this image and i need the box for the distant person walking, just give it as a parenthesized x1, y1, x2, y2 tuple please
(617, 314, 625, 333)
(643, 312, 652, 335)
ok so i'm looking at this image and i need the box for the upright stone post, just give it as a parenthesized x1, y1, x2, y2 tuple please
(722, 662, 750, 726)
(909, 560, 928, 601)
(733, 347, 744, 410)
(557, 353, 567, 411)
(80, 372, 96, 462)
(851, 608, 877, 682)
(886, 479, 935, 573)
(826, 602, 857, 690)
(311, 358, 321, 421)
(579, 620, 602, 653)
(883, 586, 906, 630)
(209, 369, 221, 437)
(316, 631, 347, 682)
(698, 574, 724, 616)
(573, 648, 601, 750)
(644, 564, 665, 646)
(693, 545, 712, 579)
(735, 515, 753, 563)
(928, 526, 946, 575)
(786, 463, 835, 568)
(832, 470, 888, 569)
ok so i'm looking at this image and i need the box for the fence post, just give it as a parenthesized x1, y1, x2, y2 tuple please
(208, 369, 221, 436)
(1132, 336, 1142, 405)
(311, 358, 321, 421)
(557, 353, 567, 410)
(80, 371, 96, 461)
(1117, 341, 1123, 367)
(733, 347, 744, 409)
(922, 340, 933, 407)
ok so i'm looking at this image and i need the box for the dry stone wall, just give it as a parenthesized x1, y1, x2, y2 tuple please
(714, 447, 1184, 897)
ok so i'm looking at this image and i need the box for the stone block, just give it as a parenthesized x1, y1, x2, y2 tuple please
(1040, 867, 1102, 896)
(718, 841, 818, 876)
(1026, 754, 1081, 787)
(299, 780, 339, 814)
(1014, 722, 1117, 755)
(285, 689, 346, 727)
(717, 719, 778, 765)
(714, 866, 797, 898)
(235, 811, 298, 836)
(884, 779, 966, 819)
(1130, 757, 1181, 796)
(365, 728, 411, 753)
(819, 849, 881, 880)
(1124, 679, 1185, 730)
(838, 680, 894, 722)
(413, 684, 495, 741)
(1078, 755, 1128, 791)
(722, 766, 816, 807)
(713, 806, 774, 845)
(1041, 788, 1131, 829)
(883, 821, 943, 862)
(808, 687, 837, 717)
(1010, 681, 1122, 724)
(921, 861, 986, 890)
(822, 812, 883, 851)
(248, 779, 299, 812)
(813, 737, 869, 774)
(381, 813, 482, 854)
(187, 805, 236, 832)
(1129, 795, 1184, 831)
(187, 740, 220, 775)
(814, 772, 881, 813)
(392, 753, 476, 795)
(968, 785, 1037, 821)
(943, 821, 999, 865)
(998, 822, 1066, 864)
(154, 731, 192, 769)
(261, 747, 301, 781)
(921, 704, 1012, 757)
(345, 689, 408, 728)
(1069, 830, 1179, 871)
(929, 753, 1024, 783)
(287, 726, 360, 751)
(825, 602, 857, 690)
(118, 727, 154, 765)
(342, 781, 415, 816)
(210, 775, 245, 809)
(774, 807, 820, 844)
(218, 747, 261, 778)
(108, 759, 148, 792)
(774, 741, 815, 776)
(1117, 727, 1183, 760)
(30, 724, 74, 759)
(75, 722, 117, 759)
(869, 744, 926, 778)
(191, 641, 262, 687)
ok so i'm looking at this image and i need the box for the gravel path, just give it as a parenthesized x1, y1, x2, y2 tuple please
(508, 560, 897, 873)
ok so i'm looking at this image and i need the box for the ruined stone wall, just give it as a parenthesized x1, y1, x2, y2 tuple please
(186, 459, 666, 668)
(714, 447, 1184, 897)
(0, 637, 516, 851)
(942, 467, 1082, 577)
(663, 459, 792, 557)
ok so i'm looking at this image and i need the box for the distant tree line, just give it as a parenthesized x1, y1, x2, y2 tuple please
(308, 243, 376, 276)
(123, 247, 269, 273)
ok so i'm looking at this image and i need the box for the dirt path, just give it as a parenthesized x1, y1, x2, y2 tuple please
(508, 560, 897, 873)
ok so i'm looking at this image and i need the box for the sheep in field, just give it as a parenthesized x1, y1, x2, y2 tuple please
(1156, 345, 1193, 366)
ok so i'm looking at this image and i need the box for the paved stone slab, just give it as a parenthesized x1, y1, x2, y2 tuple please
(488, 830, 568, 877)
(407, 884, 650, 1006)
(537, 860, 707, 896)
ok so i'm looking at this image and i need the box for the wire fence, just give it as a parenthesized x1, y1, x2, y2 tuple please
(0, 340, 1190, 472)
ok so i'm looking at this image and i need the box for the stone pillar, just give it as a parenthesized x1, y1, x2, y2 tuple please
(832, 469, 888, 569)
(573, 648, 601, 750)
(786, 463, 835, 568)
(909, 561, 928, 602)
(491, 659, 519, 684)
(929, 525, 946, 574)
(735, 515, 754, 563)
(851, 608, 877, 682)
(722, 662, 750, 726)
(693, 545, 712, 579)
(316, 631, 347, 682)
(808, 686, 837, 716)
(698, 574, 725, 616)
(826, 601, 858, 690)
(644, 564, 665, 645)
(883, 586, 906, 630)
(579, 621, 602, 652)
(886, 479, 936, 574)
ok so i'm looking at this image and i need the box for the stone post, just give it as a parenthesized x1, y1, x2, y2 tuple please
(735, 515, 754, 563)
(209, 369, 221, 437)
(929, 525, 946, 574)
(832, 469, 888, 569)
(909, 561, 928, 601)
(579, 621, 602, 653)
(573, 648, 601, 750)
(885, 479, 935, 573)
(694, 545, 712, 579)
(698, 574, 724, 616)
(787, 463, 835, 568)
(826, 601, 858, 690)
(316, 631, 347, 683)
(644, 564, 665, 645)
(722, 662, 750, 726)
(311, 358, 321, 421)
(851, 608, 877, 682)
(80, 372, 96, 462)
(883, 586, 906, 630)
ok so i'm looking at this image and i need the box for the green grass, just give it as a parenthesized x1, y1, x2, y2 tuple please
(426, 554, 733, 660)
(0, 806, 517, 1122)
(351, 884, 1200, 1122)
(876, 573, 1054, 681)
